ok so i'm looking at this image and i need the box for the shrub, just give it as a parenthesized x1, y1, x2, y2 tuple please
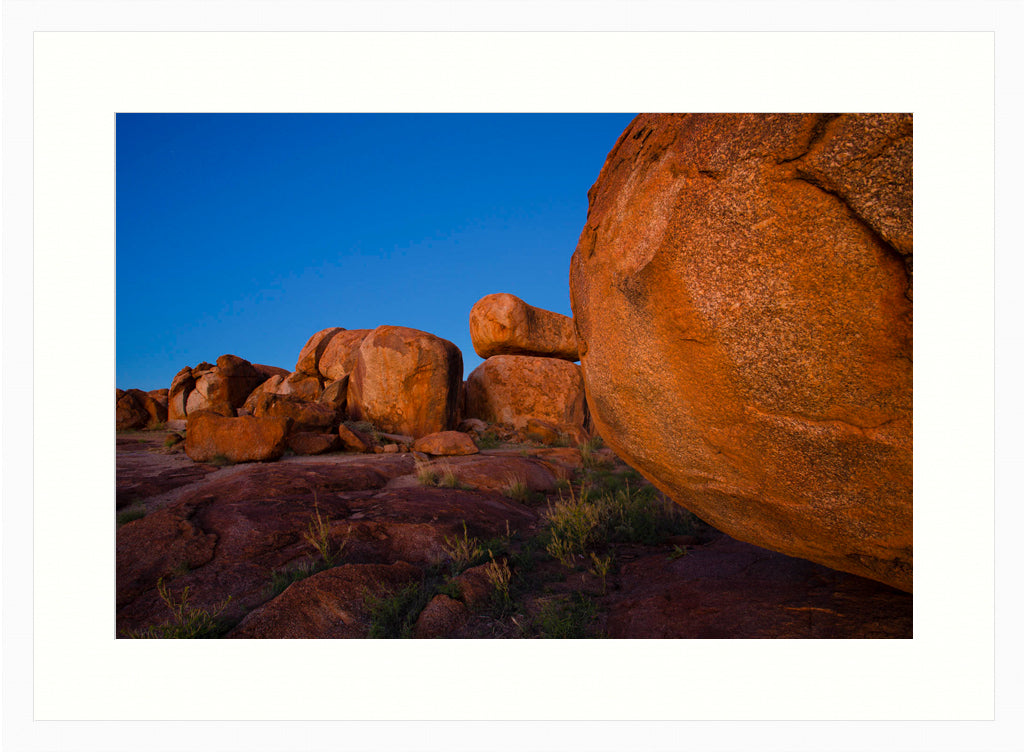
(365, 582, 434, 638)
(502, 475, 533, 502)
(474, 430, 502, 450)
(442, 522, 486, 572)
(533, 592, 597, 638)
(302, 497, 348, 567)
(122, 579, 232, 638)
(416, 462, 439, 487)
(116, 506, 146, 527)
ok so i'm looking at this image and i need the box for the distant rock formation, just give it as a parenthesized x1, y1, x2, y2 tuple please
(570, 113, 912, 592)
(469, 292, 578, 361)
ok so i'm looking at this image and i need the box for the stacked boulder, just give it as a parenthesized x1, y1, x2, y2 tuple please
(464, 293, 588, 445)
(116, 388, 169, 430)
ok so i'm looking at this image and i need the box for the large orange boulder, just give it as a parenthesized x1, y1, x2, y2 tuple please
(347, 325, 463, 438)
(167, 367, 195, 422)
(177, 355, 264, 418)
(294, 327, 344, 376)
(184, 411, 291, 463)
(252, 393, 338, 432)
(569, 113, 913, 591)
(463, 355, 587, 435)
(318, 329, 371, 382)
(469, 293, 578, 361)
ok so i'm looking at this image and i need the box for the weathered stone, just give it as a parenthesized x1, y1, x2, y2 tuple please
(464, 355, 586, 435)
(252, 363, 290, 382)
(116, 390, 149, 430)
(167, 367, 195, 422)
(469, 292, 578, 361)
(412, 431, 479, 456)
(569, 113, 913, 591)
(318, 377, 349, 413)
(287, 431, 341, 456)
(253, 394, 337, 433)
(458, 418, 488, 435)
(184, 411, 291, 463)
(347, 325, 463, 438)
(242, 374, 285, 414)
(294, 327, 344, 376)
(277, 371, 323, 401)
(318, 329, 372, 382)
(414, 594, 470, 638)
(337, 423, 373, 453)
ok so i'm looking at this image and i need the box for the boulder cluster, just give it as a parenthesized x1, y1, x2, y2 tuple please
(119, 294, 588, 465)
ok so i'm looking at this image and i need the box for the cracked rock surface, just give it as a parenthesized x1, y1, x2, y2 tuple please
(569, 113, 913, 592)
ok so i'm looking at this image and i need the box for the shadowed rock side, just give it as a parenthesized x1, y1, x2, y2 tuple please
(569, 113, 913, 592)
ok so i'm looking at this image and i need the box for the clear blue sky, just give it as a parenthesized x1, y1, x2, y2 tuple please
(116, 113, 636, 391)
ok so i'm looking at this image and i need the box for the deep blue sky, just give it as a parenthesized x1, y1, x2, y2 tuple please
(116, 113, 636, 391)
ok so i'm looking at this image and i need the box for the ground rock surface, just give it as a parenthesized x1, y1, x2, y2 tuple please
(569, 113, 913, 591)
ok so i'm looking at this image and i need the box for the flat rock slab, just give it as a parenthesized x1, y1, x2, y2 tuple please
(604, 536, 912, 638)
(116, 433, 218, 508)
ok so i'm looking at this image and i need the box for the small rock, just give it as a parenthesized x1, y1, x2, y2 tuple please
(412, 431, 479, 456)
(413, 594, 470, 638)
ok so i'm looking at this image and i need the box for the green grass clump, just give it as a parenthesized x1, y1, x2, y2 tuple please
(533, 592, 597, 638)
(474, 429, 502, 450)
(117, 506, 146, 527)
(416, 463, 439, 487)
(442, 522, 486, 572)
(543, 482, 701, 565)
(122, 579, 232, 639)
(502, 475, 534, 502)
(208, 453, 233, 467)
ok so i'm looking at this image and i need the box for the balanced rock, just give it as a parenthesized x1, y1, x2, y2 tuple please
(569, 113, 913, 591)
(347, 325, 463, 438)
(318, 329, 371, 382)
(184, 411, 291, 463)
(464, 355, 586, 435)
(412, 431, 479, 456)
(469, 293, 578, 361)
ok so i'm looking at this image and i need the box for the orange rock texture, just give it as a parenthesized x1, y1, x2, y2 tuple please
(464, 354, 587, 435)
(318, 329, 371, 382)
(469, 292, 578, 361)
(569, 113, 913, 592)
(184, 411, 292, 463)
(347, 325, 463, 438)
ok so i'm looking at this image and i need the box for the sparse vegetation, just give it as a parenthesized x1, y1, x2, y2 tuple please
(589, 552, 613, 594)
(209, 453, 233, 467)
(532, 592, 597, 638)
(122, 579, 232, 638)
(502, 474, 533, 502)
(266, 560, 324, 597)
(416, 461, 439, 487)
(117, 506, 147, 527)
(442, 522, 486, 572)
(345, 419, 384, 444)
(164, 433, 183, 448)
(365, 582, 434, 638)
(484, 555, 514, 614)
(474, 429, 502, 450)
(303, 493, 348, 567)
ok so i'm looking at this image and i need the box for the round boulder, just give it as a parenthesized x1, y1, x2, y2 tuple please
(569, 113, 912, 591)
(469, 292, 578, 361)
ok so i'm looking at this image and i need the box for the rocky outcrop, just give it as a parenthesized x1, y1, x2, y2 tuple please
(116, 389, 151, 430)
(569, 113, 913, 591)
(347, 325, 463, 438)
(318, 329, 371, 382)
(184, 411, 291, 463)
(469, 293, 578, 361)
(252, 394, 338, 433)
(464, 355, 587, 437)
(167, 368, 196, 422)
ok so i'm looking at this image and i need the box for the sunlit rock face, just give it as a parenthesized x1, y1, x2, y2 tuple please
(570, 113, 912, 592)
